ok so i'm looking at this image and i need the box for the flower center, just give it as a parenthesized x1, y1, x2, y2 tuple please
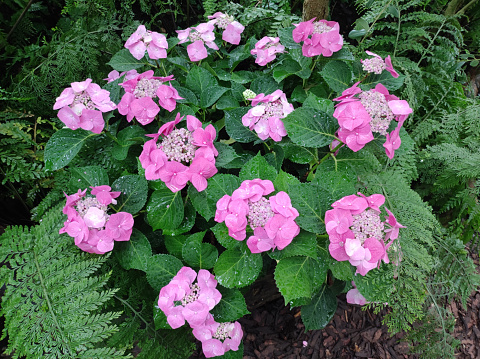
(216, 15, 234, 29)
(359, 90, 394, 136)
(214, 322, 234, 340)
(160, 128, 197, 163)
(263, 99, 285, 119)
(181, 283, 201, 306)
(73, 92, 95, 109)
(76, 197, 109, 229)
(362, 57, 386, 75)
(133, 78, 163, 99)
(350, 209, 384, 243)
(313, 21, 332, 34)
(248, 197, 274, 229)
(189, 30, 203, 43)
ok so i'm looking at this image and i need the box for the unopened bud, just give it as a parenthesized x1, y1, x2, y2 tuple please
(243, 89, 256, 100)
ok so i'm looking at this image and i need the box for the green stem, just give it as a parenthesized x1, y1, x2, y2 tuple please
(5, 0, 34, 42)
(393, 1, 401, 58)
(216, 51, 224, 59)
(306, 140, 344, 179)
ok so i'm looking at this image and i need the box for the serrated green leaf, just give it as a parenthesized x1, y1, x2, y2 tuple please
(153, 303, 171, 330)
(239, 152, 277, 182)
(283, 107, 337, 148)
(303, 94, 334, 115)
(278, 26, 301, 49)
(107, 49, 145, 71)
(268, 231, 318, 260)
(44, 129, 96, 171)
(215, 142, 240, 168)
(182, 231, 218, 269)
(280, 141, 318, 164)
(320, 61, 353, 93)
(164, 234, 188, 258)
(146, 186, 184, 231)
(273, 170, 301, 193)
(207, 174, 241, 206)
(214, 248, 262, 288)
(250, 75, 281, 95)
(68, 166, 109, 192)
(360, 73, 405, 91)
(200, 86, 230, 108)
(216, 95, 240, 110)
(112, 125, 146, 160)
(211, 287, 249, 322)
(112, 175, 148, 214)
(188, 185, 215, 220)
(301, 284, 337, 330)
(186, 66, 217, 94)
(329, 260, 354, 281)
(288, 182, 325, 234)
(166, 56, 191, 72)
(175, 85, 199, 106)
(224, 107, 258, 143)
(163, 200, 196, 236)
(211, 222, 240, 250)
(115, 229, 152, 272)
(146, 254, 184, 292)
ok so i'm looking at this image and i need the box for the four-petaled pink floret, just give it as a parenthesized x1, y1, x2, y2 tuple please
(59, 186, 133, 254)
(208, 12, 245, 45)
(118, 70, 183, 125)
(346, 281, 368, 305)
(177, 22, 218, 62)
(139, 113, 218, 192)
(53, 78, 116, 134)
(251, 36, 285, 66)
(242, 89, 293, 142)
(215, 179, 300, 253)
(325, 193, 405, 276)
(125, 25, 168, 60)
(333, 82, 412, 157)
(292, 18, 343, 57)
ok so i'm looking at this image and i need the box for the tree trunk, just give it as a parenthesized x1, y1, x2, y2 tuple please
(302, 0, 329, 21)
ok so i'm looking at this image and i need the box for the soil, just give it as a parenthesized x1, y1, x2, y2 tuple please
(189, 248, 480, 359)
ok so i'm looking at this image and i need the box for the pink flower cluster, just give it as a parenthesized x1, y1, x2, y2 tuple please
(333, 82, 413, 157)
(118, 70, 183, 125)
(346, 281, 368, 305)
(124, 25, 168, 60)
(53, 79, 116, 134)
(215, 179, 300, 253)
(361, 51, 399, 78)
(325, 193, 405, 276)
(250, 37, 285, 66)
(242, 89, 293, 142)
(207, 12, 245, 45)
(158, 267, 242, 358)
(292, 18, 343, 57)
(177, 23, 218, 62)
(103, 69, 139, 83)
(139, 113, 218, 192)
(59, 186, 134, 254)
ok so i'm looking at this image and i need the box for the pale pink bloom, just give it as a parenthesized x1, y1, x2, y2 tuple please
(247, 227, 275, 253)
(333, 82, 362, 102)
(188, 40, 209, 62)
(158, 161, 190, 192)
(91, 185, 121, 206)
(328, 232, 351, 261)
(264, 214, 300, 250)
(385, 55, 399, 78)
(292, 18, 315, 42)
(384, 208, 406, 241)
(65, 218, 90, 245)
(383, 126, 402, 159)
(183, 301, 210, 327)
(388, 100, 413, 116)
(156, 84, 183, 112)
(214, 195, 231, 222)
(269, 191, 299, 219)
(187, 157, 218, 192)
(334, 101, 370, 131)
(357, 193, 385, 212)
(251, 36, 285, 66)
(325, 208, 353, 235)
(130, 96, 160, 125)
(83, 207, 106, 229)
(346, 282, 368, 305)
(331, 194, 368, 214)
(293, 19, 343, 57)
(144, 149, 168, 181)
(193, 124, 218, 156)
(177, 23, 218, 62)
(361, 51, 399, 78)
(125, 25, 168, 60)
(337, 123, 374, 152)
(207, 12, 245, 45)
(105, 212, 134, 241)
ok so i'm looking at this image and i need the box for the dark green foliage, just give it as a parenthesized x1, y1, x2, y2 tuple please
(0, 205, 128, 358)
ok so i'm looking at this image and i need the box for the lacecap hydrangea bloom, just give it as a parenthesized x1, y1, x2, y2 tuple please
(53, 79, 116, 134)
(361, 51, 399, 78)
(103, 69, 139, 83)
(59, 186, 134, 254)
(139, 113, 218, 192)
(124, 25, 168, 60)
(292, 18, 343, 57)
(333, 82, 413, 158)
(118, 70, 183, 125)
(215, 179, 300, 253)
(157, 267, 242, 358)
(325, 193, 405, 276)
(207, 12, 245, 45)
(177, 23, 218, 62)
(242, 89, 293, 142)
(250, 36, 285, 66)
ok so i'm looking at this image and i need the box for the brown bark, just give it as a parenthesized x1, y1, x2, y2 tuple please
(302, 0, 330, 22)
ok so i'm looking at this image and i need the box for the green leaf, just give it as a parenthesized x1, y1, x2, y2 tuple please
(166, 56, 191, 72)
(224, 107, 258, 143)
(207, 174, 241, 204)
(274, 255, 328, 304)
(44, 129, 96, 171)
(273, 170, 301, 193)
(231, 71, 257, 84)
(200, 86, 230, 108)
(301, 284, 337, 330)
(312, 169, 357, 214)
(216, 95, 240, 110)
(273, 58, 311, 83)
(279, 141, 318, 164)
(214, 247, 262, 288)
(239, 152, 277, 182)
(264, 145, 284, 172)
(147, 185, 184, 231)
(186, 66, 217, 94)
(107, 48, 145, 71)
(188, 185, 215, 220)
(278, 26, 301, 49)
(146, 254, 184, 292)
(164, 234, 188, 258)
(163, 200, 196, 236)
(329, 48, 356, 61)
(115, 229, 152, 272)
(283, 107, 337, 148)
(250, 75, 281, 95)
(303, 94, 334, 115)
(112, 125, 146, 161)
(320, 61, 353, 93)
(153, 303, 171, 330)
(68, 166, 109, 192)
(175, 85, 199, 106)
(111, 175, 148, 214)
(211, 222, 240, 250)
(329, 260, 354, 281)
(211, 287, 249, 322)
(360, 73, 405, 91)
(215, 142, 239, 168)
(268, 231, 318, 260)
(182, 231, 218, 269)
(288, 183, 325, 234)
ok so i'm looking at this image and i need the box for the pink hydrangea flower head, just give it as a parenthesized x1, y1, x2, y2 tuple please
(125, 25, 168, 60)
(208, 12, 245, 45)
(293, 19, 343, 57)
(53, 79, 116, 134)
(326, 193, 404, 275)
(250, 36, 285, 66)
(156, 84, 184, 112)
(361, 51, 399, 78)
(177, 22, 218, 62)
(216, 179, 300, 253)
(59, 187, 133, 253)
(292, 18, 315, 43)
(139, 114, 218, 192)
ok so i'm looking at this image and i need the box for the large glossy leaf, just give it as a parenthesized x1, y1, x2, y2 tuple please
(112, 125, 146, 160)
(182, 231, 218, 269)
(111, 175, 148, 214)
(115, 229, 152, 272)
(185, 66, 217, 94)
(146, 185, 184, 231)
(320, 61, 353, 93)
(107, 49, 145, 71)
(224, 107, 258, 143)
(211, 287, 249, 322)
(239, 152, 277, 182)
(301, 284, 337, 330)
(68, 166, 109, 192)
(288, 182, 326, 234)
(214, 247, 262, 288)
(146, 254, 184, 292)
